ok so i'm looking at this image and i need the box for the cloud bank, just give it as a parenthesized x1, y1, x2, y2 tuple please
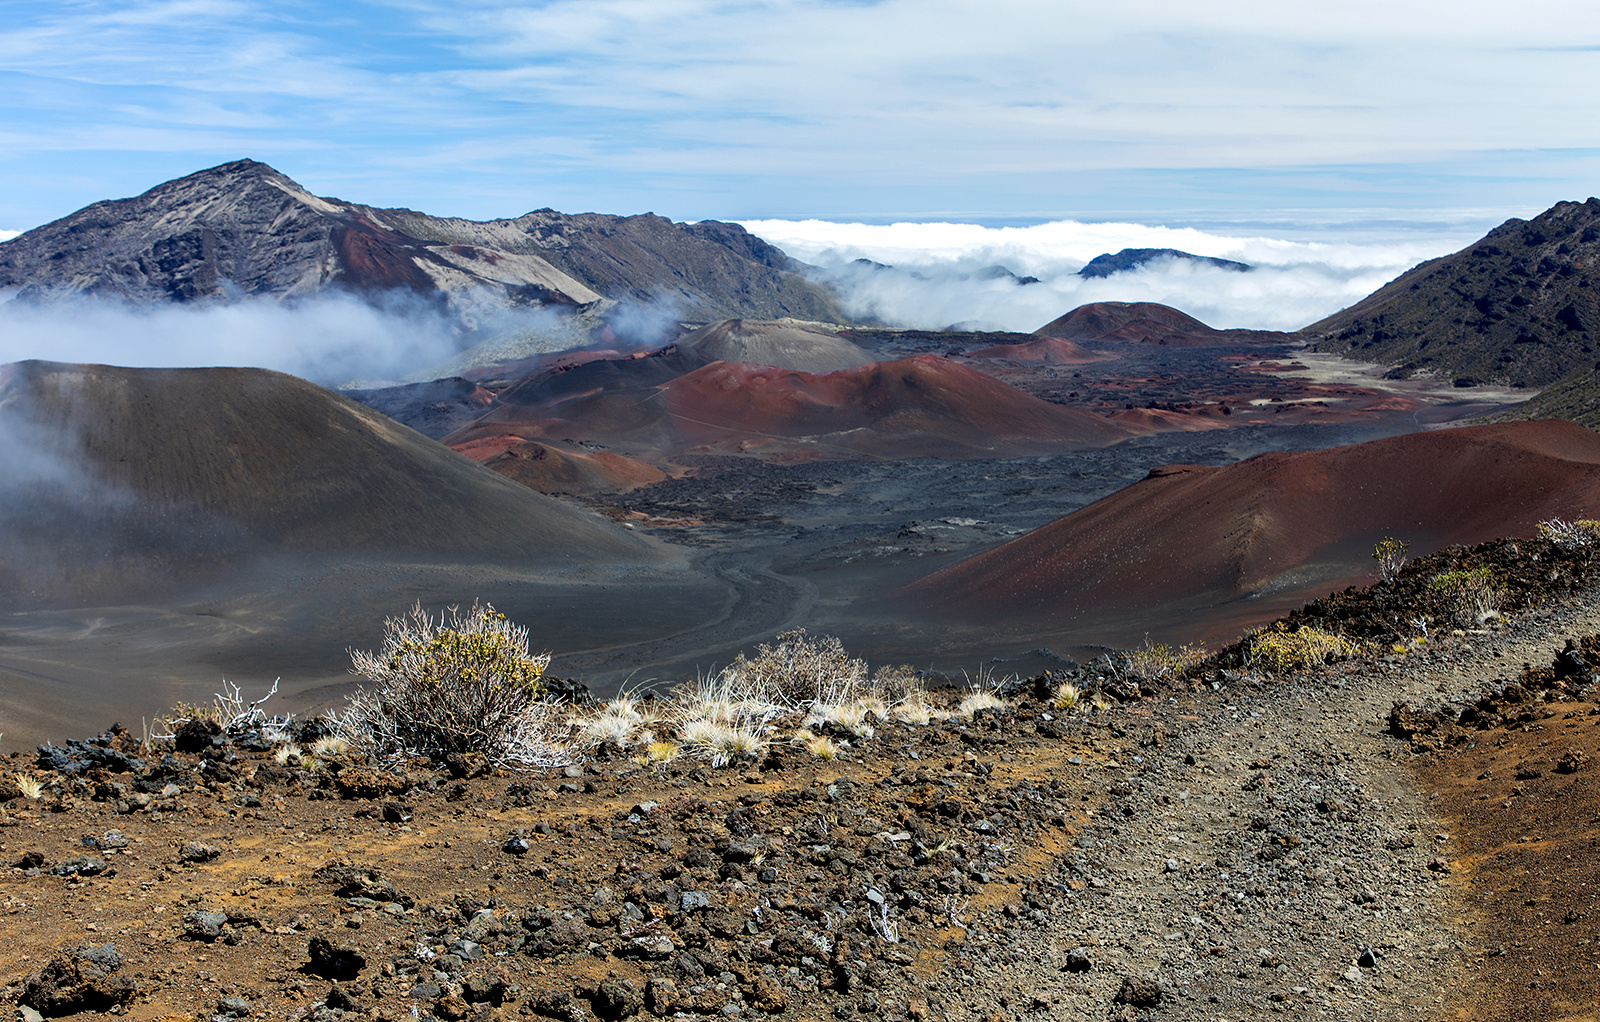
(0, 290, 597, 388)
(744, 218, 1471, 332)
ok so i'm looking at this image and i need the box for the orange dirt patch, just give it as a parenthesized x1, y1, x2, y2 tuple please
(1416, 701, 1600, 1021)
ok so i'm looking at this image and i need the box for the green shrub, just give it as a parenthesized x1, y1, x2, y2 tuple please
(338, 602, 567, 766)
(1247, 625, 1362, 674)
(1427, 566, 1505, 626)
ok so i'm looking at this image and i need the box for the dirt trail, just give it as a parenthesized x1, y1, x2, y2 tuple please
(3, 593, 1597, 1022)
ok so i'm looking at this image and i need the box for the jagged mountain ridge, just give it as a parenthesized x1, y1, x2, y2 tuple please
(0, 160, 844, 323)
(1303, 198, 1600, 387)
(1077, 247, 1250, 278)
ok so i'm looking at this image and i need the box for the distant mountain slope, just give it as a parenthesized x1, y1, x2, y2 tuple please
(0, 360, 664, 602)
(1488, 370, 1600, 429)
(0, 160, 843, 322)
(1033, 301, 1290, 346)
(676, 319, 875, 372)
(1077, 248, 1250, 278)
(902, 420, 1600, 625)
(1303, 198, 1600, 387)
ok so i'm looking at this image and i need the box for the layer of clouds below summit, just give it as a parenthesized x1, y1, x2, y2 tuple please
(744, 218, 1471, 332)
(0, 289, 592, 388)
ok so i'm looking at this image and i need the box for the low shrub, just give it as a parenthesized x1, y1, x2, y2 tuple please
(337, 602, 573, 768)
(1427, 566, 1505, 627)
(1247, 625, 1362, 674)
(1372, 536, 1410, 581)
(1537, 518, 1600, 550)
(731, 629, 867, 707)
(1121, 639, 1206, 682)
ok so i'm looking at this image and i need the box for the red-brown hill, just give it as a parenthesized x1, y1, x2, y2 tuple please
(1034, 302, 1291, 347)
(448, 354, 1136, 462)
(968, 336, 1119, 364)
(657, 355, 1136, 458)
(0, 360, 665, 603)
(452, 434, 667, 494)
(903, 420, 1600, 628)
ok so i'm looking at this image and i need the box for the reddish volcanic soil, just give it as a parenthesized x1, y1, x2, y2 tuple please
(967, 336, 1118, 364)
(903, 420, 1600, 628)
(452, 434, 667, 494)
(658, 356, 1135, 457)
(450, 355, 1141, 463)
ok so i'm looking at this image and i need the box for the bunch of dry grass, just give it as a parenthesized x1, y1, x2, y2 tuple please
(1246, 624, 1362, 674)
(667, 669, 779, 767)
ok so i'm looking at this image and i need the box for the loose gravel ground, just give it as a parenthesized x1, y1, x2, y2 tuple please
(4, 590, 1600, 1022)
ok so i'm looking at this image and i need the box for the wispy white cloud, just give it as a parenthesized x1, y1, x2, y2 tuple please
(0, 289, 584, 387)
(3, 0, 1600, 228)
(744, 216, 1474, 331)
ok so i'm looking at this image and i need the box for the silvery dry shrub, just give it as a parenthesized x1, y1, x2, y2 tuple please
(1372, 536, 1410, 582)
(339, 602, 555, 765)
(732, 628, 867, 707)
(1537, 518, 1600, 550)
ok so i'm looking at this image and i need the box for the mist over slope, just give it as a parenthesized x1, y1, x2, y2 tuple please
(0, 360, 665, 604)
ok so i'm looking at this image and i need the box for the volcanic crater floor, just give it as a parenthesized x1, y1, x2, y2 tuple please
(5, 591, 1600, 1021)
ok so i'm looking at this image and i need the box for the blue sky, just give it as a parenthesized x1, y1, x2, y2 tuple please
(8, 1, 1600, 364)
(3, 0, 1600, 236)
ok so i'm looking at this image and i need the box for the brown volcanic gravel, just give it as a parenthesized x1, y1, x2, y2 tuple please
(6, 586, 1600, 1021)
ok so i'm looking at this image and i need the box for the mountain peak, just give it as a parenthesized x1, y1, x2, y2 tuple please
(0, 162, 842, 322)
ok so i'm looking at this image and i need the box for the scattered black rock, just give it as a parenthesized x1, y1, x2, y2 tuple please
(173, 717, 224, 752)
(183, 910, 229, 941)
(179, 841, 221, 863)
(19, 943, 137, 1016)
(325, 984, 361, 1012)
(49, 855, 107, 877)
(1112, 975, 1163, 1008)
(305, 936, 366, 981)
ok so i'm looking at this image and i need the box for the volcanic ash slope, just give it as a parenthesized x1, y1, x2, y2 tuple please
(0, 359, 669, 603)
(904, 419, 1600, 625)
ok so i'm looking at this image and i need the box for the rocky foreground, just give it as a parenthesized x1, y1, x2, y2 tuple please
(4, 548, 1600, 1022)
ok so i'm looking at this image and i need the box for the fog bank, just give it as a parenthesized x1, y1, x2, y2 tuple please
(744, 217, 1472, 332)
(0, 289, 601, 388)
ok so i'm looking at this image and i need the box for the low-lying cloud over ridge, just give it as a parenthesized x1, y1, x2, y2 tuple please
(744, 217, 1474, 332)
(0, 289, 597, 388)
